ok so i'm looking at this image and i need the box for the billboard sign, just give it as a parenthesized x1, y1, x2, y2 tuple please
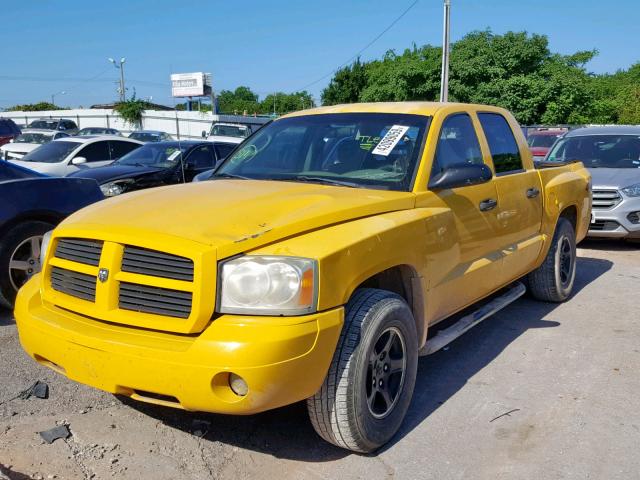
(171, 72, 212, 97)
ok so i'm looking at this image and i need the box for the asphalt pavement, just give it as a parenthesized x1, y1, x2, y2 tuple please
(1, 239, 638, 480)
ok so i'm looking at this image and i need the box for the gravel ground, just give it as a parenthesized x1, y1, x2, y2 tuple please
(1, 239, 639, 480)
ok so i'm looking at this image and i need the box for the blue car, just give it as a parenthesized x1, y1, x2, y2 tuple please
(0, 162, 104, 307)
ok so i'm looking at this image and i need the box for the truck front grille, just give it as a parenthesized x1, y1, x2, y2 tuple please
(54, 238, 103, 266)
(119, 282, 192, 318)
(121, 246, 193, 281)
(592, 189, 622, 210)
(50, 266, 97, 301)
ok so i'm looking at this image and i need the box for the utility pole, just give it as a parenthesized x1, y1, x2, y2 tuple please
(439, 0, 451, 102)
(108, 57, 126, 102)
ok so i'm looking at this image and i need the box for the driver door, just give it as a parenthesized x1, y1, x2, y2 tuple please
(417, 113, 505, 323)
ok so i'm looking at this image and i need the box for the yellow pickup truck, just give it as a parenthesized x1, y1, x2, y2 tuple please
(15, 102, 591, 453)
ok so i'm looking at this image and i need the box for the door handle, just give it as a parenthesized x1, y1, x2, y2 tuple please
(526, 188, 540, 198)
(479, 198, 498, 211)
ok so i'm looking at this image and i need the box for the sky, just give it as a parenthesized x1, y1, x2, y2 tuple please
(0, 0, 638, 109)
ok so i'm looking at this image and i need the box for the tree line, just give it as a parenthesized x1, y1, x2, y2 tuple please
(321, 30, 640, 125)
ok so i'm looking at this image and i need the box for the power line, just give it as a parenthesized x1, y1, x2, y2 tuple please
(296, 0, 420, 92)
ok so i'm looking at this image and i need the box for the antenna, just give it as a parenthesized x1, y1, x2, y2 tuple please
(169, 65, 186, 183)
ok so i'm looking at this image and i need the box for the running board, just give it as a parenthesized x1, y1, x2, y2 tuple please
(419, 282, 526, 356)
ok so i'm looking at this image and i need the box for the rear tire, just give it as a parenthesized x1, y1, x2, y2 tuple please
(306, 288, 418, 453)
(528, 217, 576, 302)
(0, 221, 53, 309)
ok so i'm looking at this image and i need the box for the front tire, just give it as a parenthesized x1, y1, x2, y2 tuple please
(528, 217, 577, 302)
(307, 288, 418, 453)
(0, 221, 53, 308)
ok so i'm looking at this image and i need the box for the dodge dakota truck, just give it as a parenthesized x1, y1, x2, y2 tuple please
(15, 102, 591, 453)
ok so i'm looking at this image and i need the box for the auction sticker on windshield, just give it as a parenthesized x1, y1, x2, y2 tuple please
(372, 125, 410, 156)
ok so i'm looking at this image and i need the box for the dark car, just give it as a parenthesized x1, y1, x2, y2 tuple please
(0, 118, 21, 147)
(27, 118, 79, 135)
(67, 140, 236, 196)
(0, 162, 104, 307)
(77, 127, 122, 136)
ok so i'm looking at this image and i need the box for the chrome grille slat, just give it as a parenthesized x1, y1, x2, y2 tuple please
(50, 266, 96, 301)
(119, 282, 192, 318)
(55, 238, 103, 266)
(592, 189, 622, 210)
(122, 246, 194, 281)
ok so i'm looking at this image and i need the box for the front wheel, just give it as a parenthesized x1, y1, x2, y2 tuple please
(0, 221, 53, 308)
(528, 217, 577, 302)
(307, 288, 418, 453)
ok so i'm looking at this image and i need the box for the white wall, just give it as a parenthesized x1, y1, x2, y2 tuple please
(0, 109, 270, 139)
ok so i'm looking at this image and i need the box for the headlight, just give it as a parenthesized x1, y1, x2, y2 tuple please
(40, 230, 54, 262)
(218, 256, 317, 315)
(100, 180, 132, 196)
(621, 183, 640, 197)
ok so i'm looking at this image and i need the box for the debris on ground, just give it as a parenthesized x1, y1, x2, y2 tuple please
(39, 425, 71, 444)
(191, 419, 211, 437)
(489, 408, 521, 423)
(0, 381, 49, 406)
(19, 381, 49, 400)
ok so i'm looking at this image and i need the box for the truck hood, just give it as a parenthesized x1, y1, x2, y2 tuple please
(63, 179, 416, 257)
(589, 168, 640, 189)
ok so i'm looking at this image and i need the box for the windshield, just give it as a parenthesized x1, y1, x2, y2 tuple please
(211, 125, 249, 137)
(547, 134, 640, 168)
(130, 132, 161, 142)
(528, 134, 561, 148)
(28, 120, 58, 130)
(20, 141, 78, 163)
(15, 133, 52, 144)
(215, 113, 429, 191)
(79, 128, 109, 135)
(114, 143, 186, 167)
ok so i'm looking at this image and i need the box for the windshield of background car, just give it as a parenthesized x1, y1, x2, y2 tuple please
(15, 133, 52, 144)
(28, 120, 58, 130)
(20, 141, 78, 163)
(547, 134, 640, 169)
(527, 134, 560, 148)
(130, 133, 161, 142)
(114, 143, 187, 167)
(211, 125, 248, 137)
(215, 113, 429, 191)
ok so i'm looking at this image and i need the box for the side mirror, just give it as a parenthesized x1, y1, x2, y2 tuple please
(201, 130, 207, 138)
(428, 163, 492, 190)
(71, 156, 87, 165)
(9, 139, 14, 143)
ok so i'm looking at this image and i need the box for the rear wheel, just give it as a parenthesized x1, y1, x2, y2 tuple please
(528, 217, 576, 302)
(0, 221, 53, 308)
(306, 288, 418, 453)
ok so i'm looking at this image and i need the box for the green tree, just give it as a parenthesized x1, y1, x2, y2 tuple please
(260, 91, 315, 115)
(5, 102, 65, 111)
(218, 86, 260, 115)
(321, 59, 368, 105)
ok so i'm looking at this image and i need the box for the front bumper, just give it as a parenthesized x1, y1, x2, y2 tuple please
(588, 193, 640, 239)
(15, 276, 343, 414)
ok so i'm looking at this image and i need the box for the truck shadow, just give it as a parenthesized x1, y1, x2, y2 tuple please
(124, 255, 612, 462)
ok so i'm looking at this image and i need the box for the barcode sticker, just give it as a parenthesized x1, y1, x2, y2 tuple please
(371, 125, 410, 156)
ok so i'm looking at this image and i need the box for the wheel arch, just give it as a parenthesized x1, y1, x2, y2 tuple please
(348, 264, 427, 348)
(0, 212, 61, 238)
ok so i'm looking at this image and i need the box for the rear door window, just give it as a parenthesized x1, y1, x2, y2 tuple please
(109, 141, 140, 160)
(478, 113, 524, 174)
(431, 113, 484, 176)
(186, 145, 216, 169)
(76, 141, 110, 162)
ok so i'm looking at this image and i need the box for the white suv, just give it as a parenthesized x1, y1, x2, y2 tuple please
(9, 136, 143, 176)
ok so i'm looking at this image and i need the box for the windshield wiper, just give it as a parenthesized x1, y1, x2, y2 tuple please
(284, 175, 360, 188)
(212, 172, 251, 180)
